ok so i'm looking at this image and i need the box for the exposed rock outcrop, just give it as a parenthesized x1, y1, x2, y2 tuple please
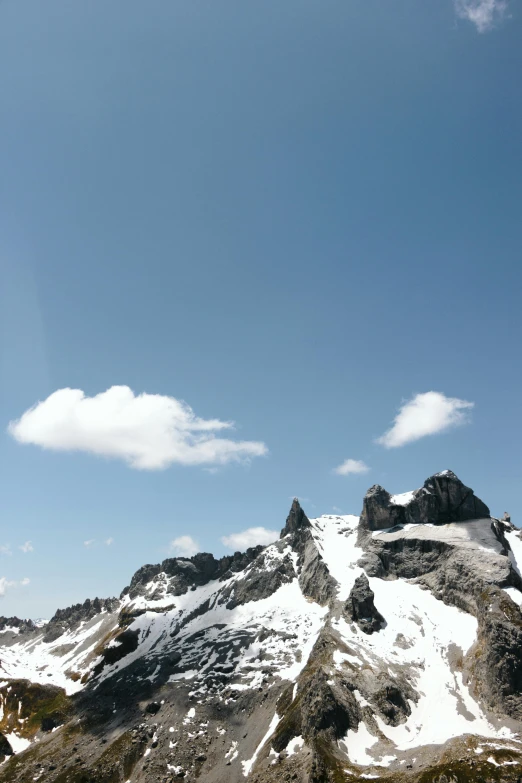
(43, 597, 119, 642)
(0, 617, 35, 635)
(219, 544, 296, 609)
(280, 498, 312, 537)
(474, 586, 522, 719)
(278, 498, 337, 605)
(0, 733, 13, 761)
(123, 547, 264, 601)
(362, 470, 490, 532)
(345, 573, 385, 633)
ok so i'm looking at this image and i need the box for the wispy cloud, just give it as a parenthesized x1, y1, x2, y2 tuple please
(0, 576, 30, 597)
(105, 537, 114, 546)
(221, 527, 278, 551)
(455, 0, 508, 32)
(0, 545, 12, 556)
(19, 541, 34, 553)
(83, 539, 96, 548)
(334, 459, 370, 476)
(8, 385, 268, 471)
(376, 391, 474, 449)
(169, 535, 199, 558)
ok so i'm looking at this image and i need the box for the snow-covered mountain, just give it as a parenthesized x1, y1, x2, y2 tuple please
(1, 470, 522, 783)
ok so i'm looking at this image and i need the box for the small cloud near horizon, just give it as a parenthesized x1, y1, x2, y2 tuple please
(19, 541, 34, 553)
(0, 544, 12, 557)
(83, 539, 96, 548)
(169, 535, 199, 558)
(105, 538, 114, 546)
(334, 459, 370, 476)
(221, 527, 278, 551)
(455, 0, 508, 32)
(7, 385, 268, 471)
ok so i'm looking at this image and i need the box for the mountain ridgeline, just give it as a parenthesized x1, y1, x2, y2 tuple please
(1, 471, 522, 783)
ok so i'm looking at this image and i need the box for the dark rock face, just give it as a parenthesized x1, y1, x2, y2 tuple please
(474, 586, 522, 719)
(362, 471, 490, 532)
(362, 485, 402, 531)
(345, 573, 385, 634)
(0, 732, 13, 759)
(272, 663, 360, 753)
(371, 679, 412, 725)
(298, 668, 358, 739)
(44, 597, 119, 642)
(219, 545, 295, 609)
(124, 547, 264, 600)
(297, 531, 337, 606)
(280, 498, 311, 537)
(278, 499, 336, 605)
(0, 616, 35, 635)
(93, 628, 140, 676)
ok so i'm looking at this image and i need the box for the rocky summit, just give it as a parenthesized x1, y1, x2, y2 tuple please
(1, 473, 522, 783)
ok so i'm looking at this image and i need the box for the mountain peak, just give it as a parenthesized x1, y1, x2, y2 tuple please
(362, 470, 490, 531)
(280, 497, 311, 537)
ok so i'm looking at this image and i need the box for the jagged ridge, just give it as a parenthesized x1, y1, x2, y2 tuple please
(1, 471, 522, 783)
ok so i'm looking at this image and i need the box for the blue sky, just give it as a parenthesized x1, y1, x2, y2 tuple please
(1, 0, 521, 618)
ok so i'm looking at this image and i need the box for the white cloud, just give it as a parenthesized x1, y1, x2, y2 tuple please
(19, 541, 34, 553)
(105, 537, 114, 546)
(83, 539, 96, 548)
(169, 535, 199, 558)
(334, 459, 370, 476)
(0, 544, 12, 556)
(221, 527, 278, 550)
(376, 391, 474, 449)
(8, 385, 268, 471)
(0, 576, 30, 597)
(455, 0, 507, 32)
(332, 506, 343, 513)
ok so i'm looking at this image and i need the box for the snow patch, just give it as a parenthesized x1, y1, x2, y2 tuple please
(390, 491, 415, 506)
(242, 712, 279, 776)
